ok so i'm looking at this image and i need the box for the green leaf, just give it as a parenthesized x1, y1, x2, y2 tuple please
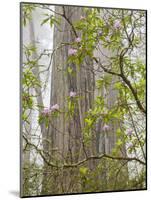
(79, 167, 88, 175)
(116, 128, 122, 137)
(114, 82, 122, 90)
(96, 79, 103, 88)
(67, 66, 73, 74)
(41, 17, 50, 26)
(50, 16, 60, 27)
(116, 139, 123, 147)
(85, 118, 93, 127)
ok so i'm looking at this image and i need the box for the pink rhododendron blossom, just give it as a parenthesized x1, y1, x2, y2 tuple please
(42, 108, 50, 116)
(68, 48, 77, 56)
(80, 16, 85, 20)
(114, 20, 121, 29)
(105, 36, 110, 42)
(70, 91, 76, 97)
(127, 129, 133, 136)
(98, 31, 102, 36)
(102, 124, 110, 131)
(75, 37, 81, 43)
(51, 104, 59, 111)
(128, 143, 133, 149)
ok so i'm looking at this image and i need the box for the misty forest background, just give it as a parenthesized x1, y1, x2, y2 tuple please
(21, 3, 146, 197)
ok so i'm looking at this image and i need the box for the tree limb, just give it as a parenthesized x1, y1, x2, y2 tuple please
(23, 135, 146, 168)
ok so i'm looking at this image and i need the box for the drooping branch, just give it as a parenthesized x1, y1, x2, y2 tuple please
(93, 55, 146, 114)
(62, 6, 78, 38)
(93, 57, 121, 77)
(23, 134, 146, 168)
(63, 154, 146, 167)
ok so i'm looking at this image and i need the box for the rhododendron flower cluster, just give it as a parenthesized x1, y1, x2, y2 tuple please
(68, 48, 77, 56)
(102, 124, 110, 131)
(127, 129, 133, 136)
(80, 16, 85, 20)
(114, 20, 121, 29)
(98, 31, 103, 36)
(42, 104, 59, 116)
(105, 36, 110, 42)
(42, 108, 50, 116)
(51, 104, 59, 111)
(70, 91, 77, 97)
(75, 37, 81, 43)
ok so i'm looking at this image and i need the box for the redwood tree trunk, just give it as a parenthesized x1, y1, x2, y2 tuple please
(41, 5, 128, 194)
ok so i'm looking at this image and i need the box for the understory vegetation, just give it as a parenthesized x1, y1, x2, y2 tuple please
(21, 3, 146, 197)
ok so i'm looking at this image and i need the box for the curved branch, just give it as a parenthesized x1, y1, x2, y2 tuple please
(93, 56, 146, 114)
(93, 57, 121, 77)
(63, 154, 146, 167)
(23, 134, 146, 168)
(62, 6, 78, 37)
